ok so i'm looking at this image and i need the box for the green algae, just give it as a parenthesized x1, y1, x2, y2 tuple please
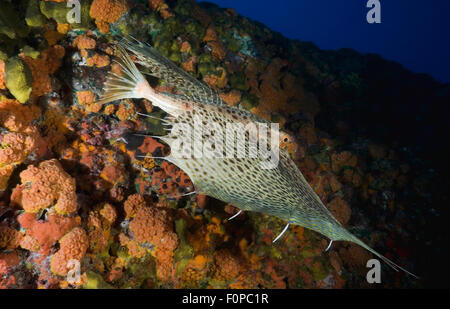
(185, 21, 205, 40)
(0, 50, 7, 61)
(0, 2, 29, 39)
(5, 57, 33, 103)
(124, 255, 156, 288)
(229, 72, 247, 91)
(111, 9, 158, 38)
(25, 0, 46, 28)
(22, 45, 40, 59)
(142, 110, 167, 136)
(174, 219, 194, 261)
(241, 92, 258, 110)
(174, 219, 194, 275)
(173, 0, 194, 17)
(84, 271, 114, 289)
(39, 1, 71, 24)
(197, 53, 217, 78)
(40, 0, 91, 30)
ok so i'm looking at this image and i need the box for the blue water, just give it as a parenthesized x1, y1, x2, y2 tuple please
(201, 0, 450, 83)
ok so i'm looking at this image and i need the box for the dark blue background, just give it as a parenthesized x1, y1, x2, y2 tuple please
(201, 0, 450, 83)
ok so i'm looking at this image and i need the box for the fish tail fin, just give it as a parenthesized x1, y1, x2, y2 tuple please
(348, 234, 419, 279)
(96, 46, 152, 105)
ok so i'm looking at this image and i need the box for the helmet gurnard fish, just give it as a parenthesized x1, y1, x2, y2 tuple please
(96, 36, 418, 279)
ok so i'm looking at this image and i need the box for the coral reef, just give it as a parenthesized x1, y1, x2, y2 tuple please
(0, 0, 447, 289)
(50, 227, 89, 276)
(4, 57, 33, 103)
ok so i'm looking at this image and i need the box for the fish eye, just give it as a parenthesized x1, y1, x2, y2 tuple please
(283, 136, 289, 143)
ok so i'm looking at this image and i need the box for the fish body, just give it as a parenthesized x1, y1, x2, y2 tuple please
(97, 37, 417, 278)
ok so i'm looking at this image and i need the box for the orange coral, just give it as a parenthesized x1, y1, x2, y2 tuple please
(0, 165, 14, 191)
(21, 45, 65, 98)
(212, 249, 241, 281)
(121, 194, 179, 280)
(208, 41, 226, 62)
(100, 164, 127, 187)
(43, 23, 65, 46)
(181, 56, 197, 73)
(17, 211, 81, 255)
(107, 257, 126, 282)
(11, 159, 77, 214)
(76, 90, 95, 105)
(86, 53, 110, 68)
(246, 58, 310, 119)
(0, 99, 41, 133)
(103, 104, 116, 115)
(0, 251, 19, 289)
(126, 195, 178, 252)
(50, 227, 89, 276)
(90, 0, 129, 33)
(76, 90, 103, 113)
(0, 226, 22, 250)
(339, 244, 372, 270)
(203, 67, 227, 89)
(203, 26, 219, 42)
(0, 60, 5, 90)
(115, 100, 136, 121)
(181, 255, 209, 286)
(155, 247, 174, 282)
(118, 233, 146, 258)
(19, 235, 40, 252)
(148, 0, 173, 19)
(87, 203, 117, 253)
(123, 193, 144, 219)
(202, 27, 226, 61)
(0, 132, 37, 165)
(327, 196, 351, 226)
(99, 203, 117, 224)
(73, 35, 96, 50)
(0, 101, 44, 191)
(180, 41, 191, 53)
(220, 90, 241, 106)
(56, 23, 70, 34)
